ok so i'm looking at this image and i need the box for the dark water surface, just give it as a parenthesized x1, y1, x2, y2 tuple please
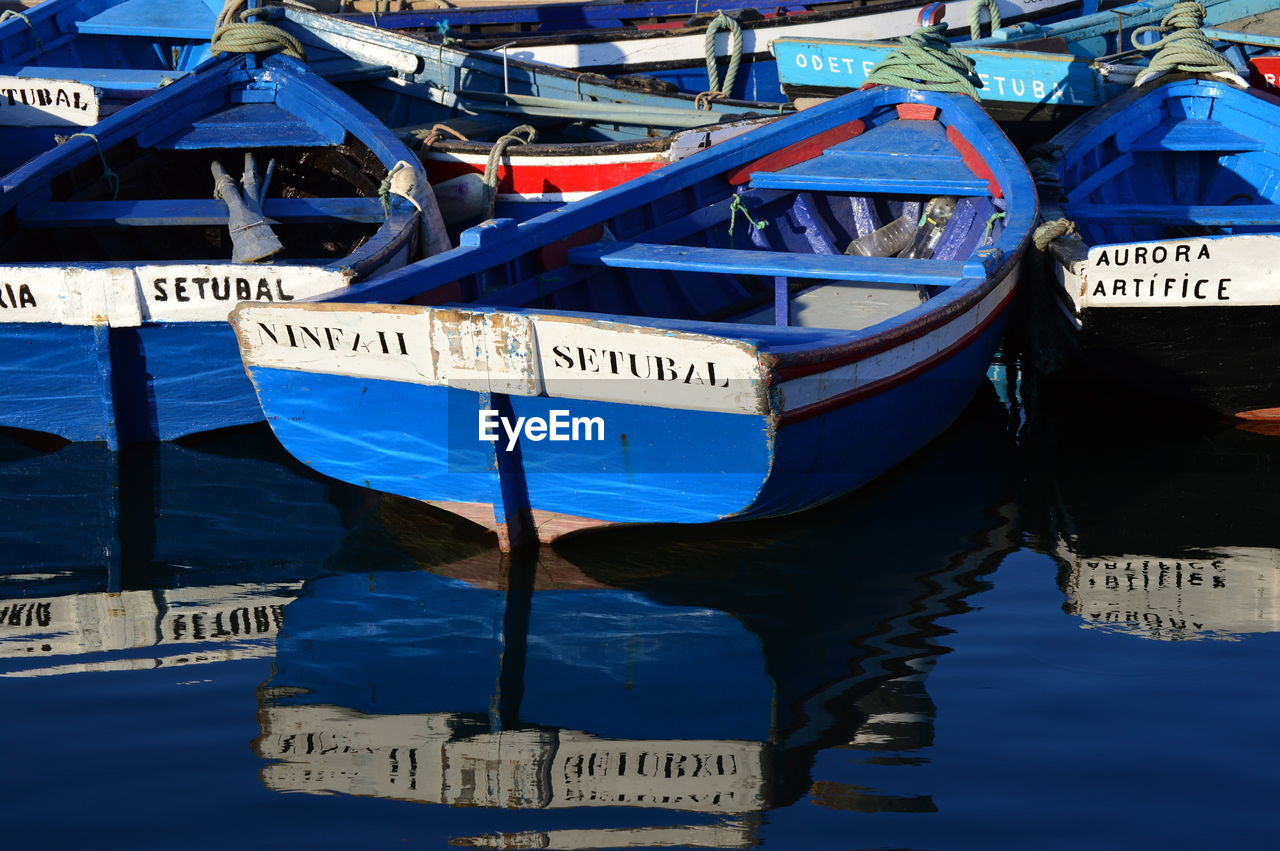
(2, 373, 1278, 850)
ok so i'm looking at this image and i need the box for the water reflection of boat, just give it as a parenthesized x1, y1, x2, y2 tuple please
(0, 427, 385, 676)
(1023, 382, 1280, 641)
(254, 389, 1018, 846)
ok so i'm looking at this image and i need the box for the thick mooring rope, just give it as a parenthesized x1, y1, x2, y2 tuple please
(1033, 218, 1077, 250)
(1131, 2, 1232, 86)
(865, 23, 984, 99)
(969, 0, 1002, 39)
(482, 125, 537, 218)
(704, 12, 743, 99)
(212, 1, 307, 60)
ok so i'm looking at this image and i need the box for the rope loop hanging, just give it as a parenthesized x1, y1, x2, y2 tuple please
(864, 23, 984, 99)
(482, 125, 538, 219)
(728, 194, 768, 237)
(1131, 2, 1233, 86)
(59, 133, 120, 201)
(969, 0, 1002, 39)
(0, 10, 43, 53)
(212, 1, 307, 61)
(704, 12, 743, 99)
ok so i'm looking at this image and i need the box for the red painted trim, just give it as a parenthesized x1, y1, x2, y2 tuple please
(778, 285, 1017, 426)
(896, 104, 939, 120)
(424, 158, 663, 195)
(726, 119, 865, 185)
(946, 124, 1003, 200)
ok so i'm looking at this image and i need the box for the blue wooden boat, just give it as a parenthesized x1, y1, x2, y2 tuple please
(233, 83, 1034, 548)
(340, 0, 1086, 102)
(0, 51, 433, 448)
(775, 0, 1274, 129)
(0, 0, 220, 173)
(1027, 65, 1280, 419)
(276, 5, 788, 224)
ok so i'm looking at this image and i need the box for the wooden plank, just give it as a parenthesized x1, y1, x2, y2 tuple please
(1063, 203, 1280, 226)
(749, 167, 990, 195)
(0, 66, 188, 91)
(153, 103, 345, 149)
(568, 241, 974, 285)
(23, 197, 387, 227)
(1128, 119, 1263, 152)
(75, 0, 215, 39)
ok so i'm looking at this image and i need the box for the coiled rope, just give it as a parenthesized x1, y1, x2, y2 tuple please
(1033, 218, 1077, 250)
(969, 0, 1002, 39)
(212, 1, 306, 61)
(1131, 2, 1232, 86)
(482, 125, 537, 218)
(865, 23, 984, 99)
(702, 12, 743, 101)
(411, 123, 469, 149)
(0, 11, 42, 53)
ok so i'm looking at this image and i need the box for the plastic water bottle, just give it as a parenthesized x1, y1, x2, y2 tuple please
(899, 197, 958, 260)
(844, 215, 917, 257)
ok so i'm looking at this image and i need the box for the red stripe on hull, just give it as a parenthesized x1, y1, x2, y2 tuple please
(423, 157, 665, 196)
(726, 119, 865, 185)
(945, 124, 1003, 199)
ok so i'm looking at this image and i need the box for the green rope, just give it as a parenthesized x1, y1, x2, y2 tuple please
(1033, 218, 1077, 251)
(379, 161, 408, 218)
(728, 194, 768, 237)
(704, 12, 743, 98)
(1131, 2, 1232, 86)
(212, 4, 306, 60)
(969, 0, 1002, 39)
(865, 24, 984, 99)
(0, 10, 42, 53)
(980, 211, 1005, 246)
(63, 133, 119, 201)
(483, 125, 537, 218)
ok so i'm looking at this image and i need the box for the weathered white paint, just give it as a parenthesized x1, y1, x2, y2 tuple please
(239, 304, 540, 395)
(1067, 235, 1280, 309)
(236, 303, 769, 414)
(1061, 546, 1280, 640)
(0, 264, 352, 326)
(532, 315, 767, 415)
(0, 76, 99, 126)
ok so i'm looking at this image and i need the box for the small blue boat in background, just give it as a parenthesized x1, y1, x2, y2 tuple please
(0, 0, 219, 172)
(234, 82, 1034, 549)
(0, 51, 436, 448)
(343, 0, 1086, 102)
(1027, 7, 1280, 419)
(774, 0, 1275, 131)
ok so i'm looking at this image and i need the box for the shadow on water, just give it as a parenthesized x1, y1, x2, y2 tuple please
(1017, 372, 1280, 641)
(252, 385, 1021, 848)
(0, 424, 396, 677)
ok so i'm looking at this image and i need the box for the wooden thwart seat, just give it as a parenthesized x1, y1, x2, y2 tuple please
(0, 66, 188, 91)
(748, 119, 990, 196)
(568, 241, 980, 285)
(22, 197, 388, 227)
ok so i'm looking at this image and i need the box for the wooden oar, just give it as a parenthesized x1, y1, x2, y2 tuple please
(211, 155, 283, 263)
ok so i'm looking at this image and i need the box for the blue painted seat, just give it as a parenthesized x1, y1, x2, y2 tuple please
(749, 120, 990, 196)
(568, 241, 980, 285)
(74, 0, 219, 39)
(1126, 119, 1264, 153)
(149, 103, 346, 149)
(0, 66, 188, 91)
(21, 198, 388, 228)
